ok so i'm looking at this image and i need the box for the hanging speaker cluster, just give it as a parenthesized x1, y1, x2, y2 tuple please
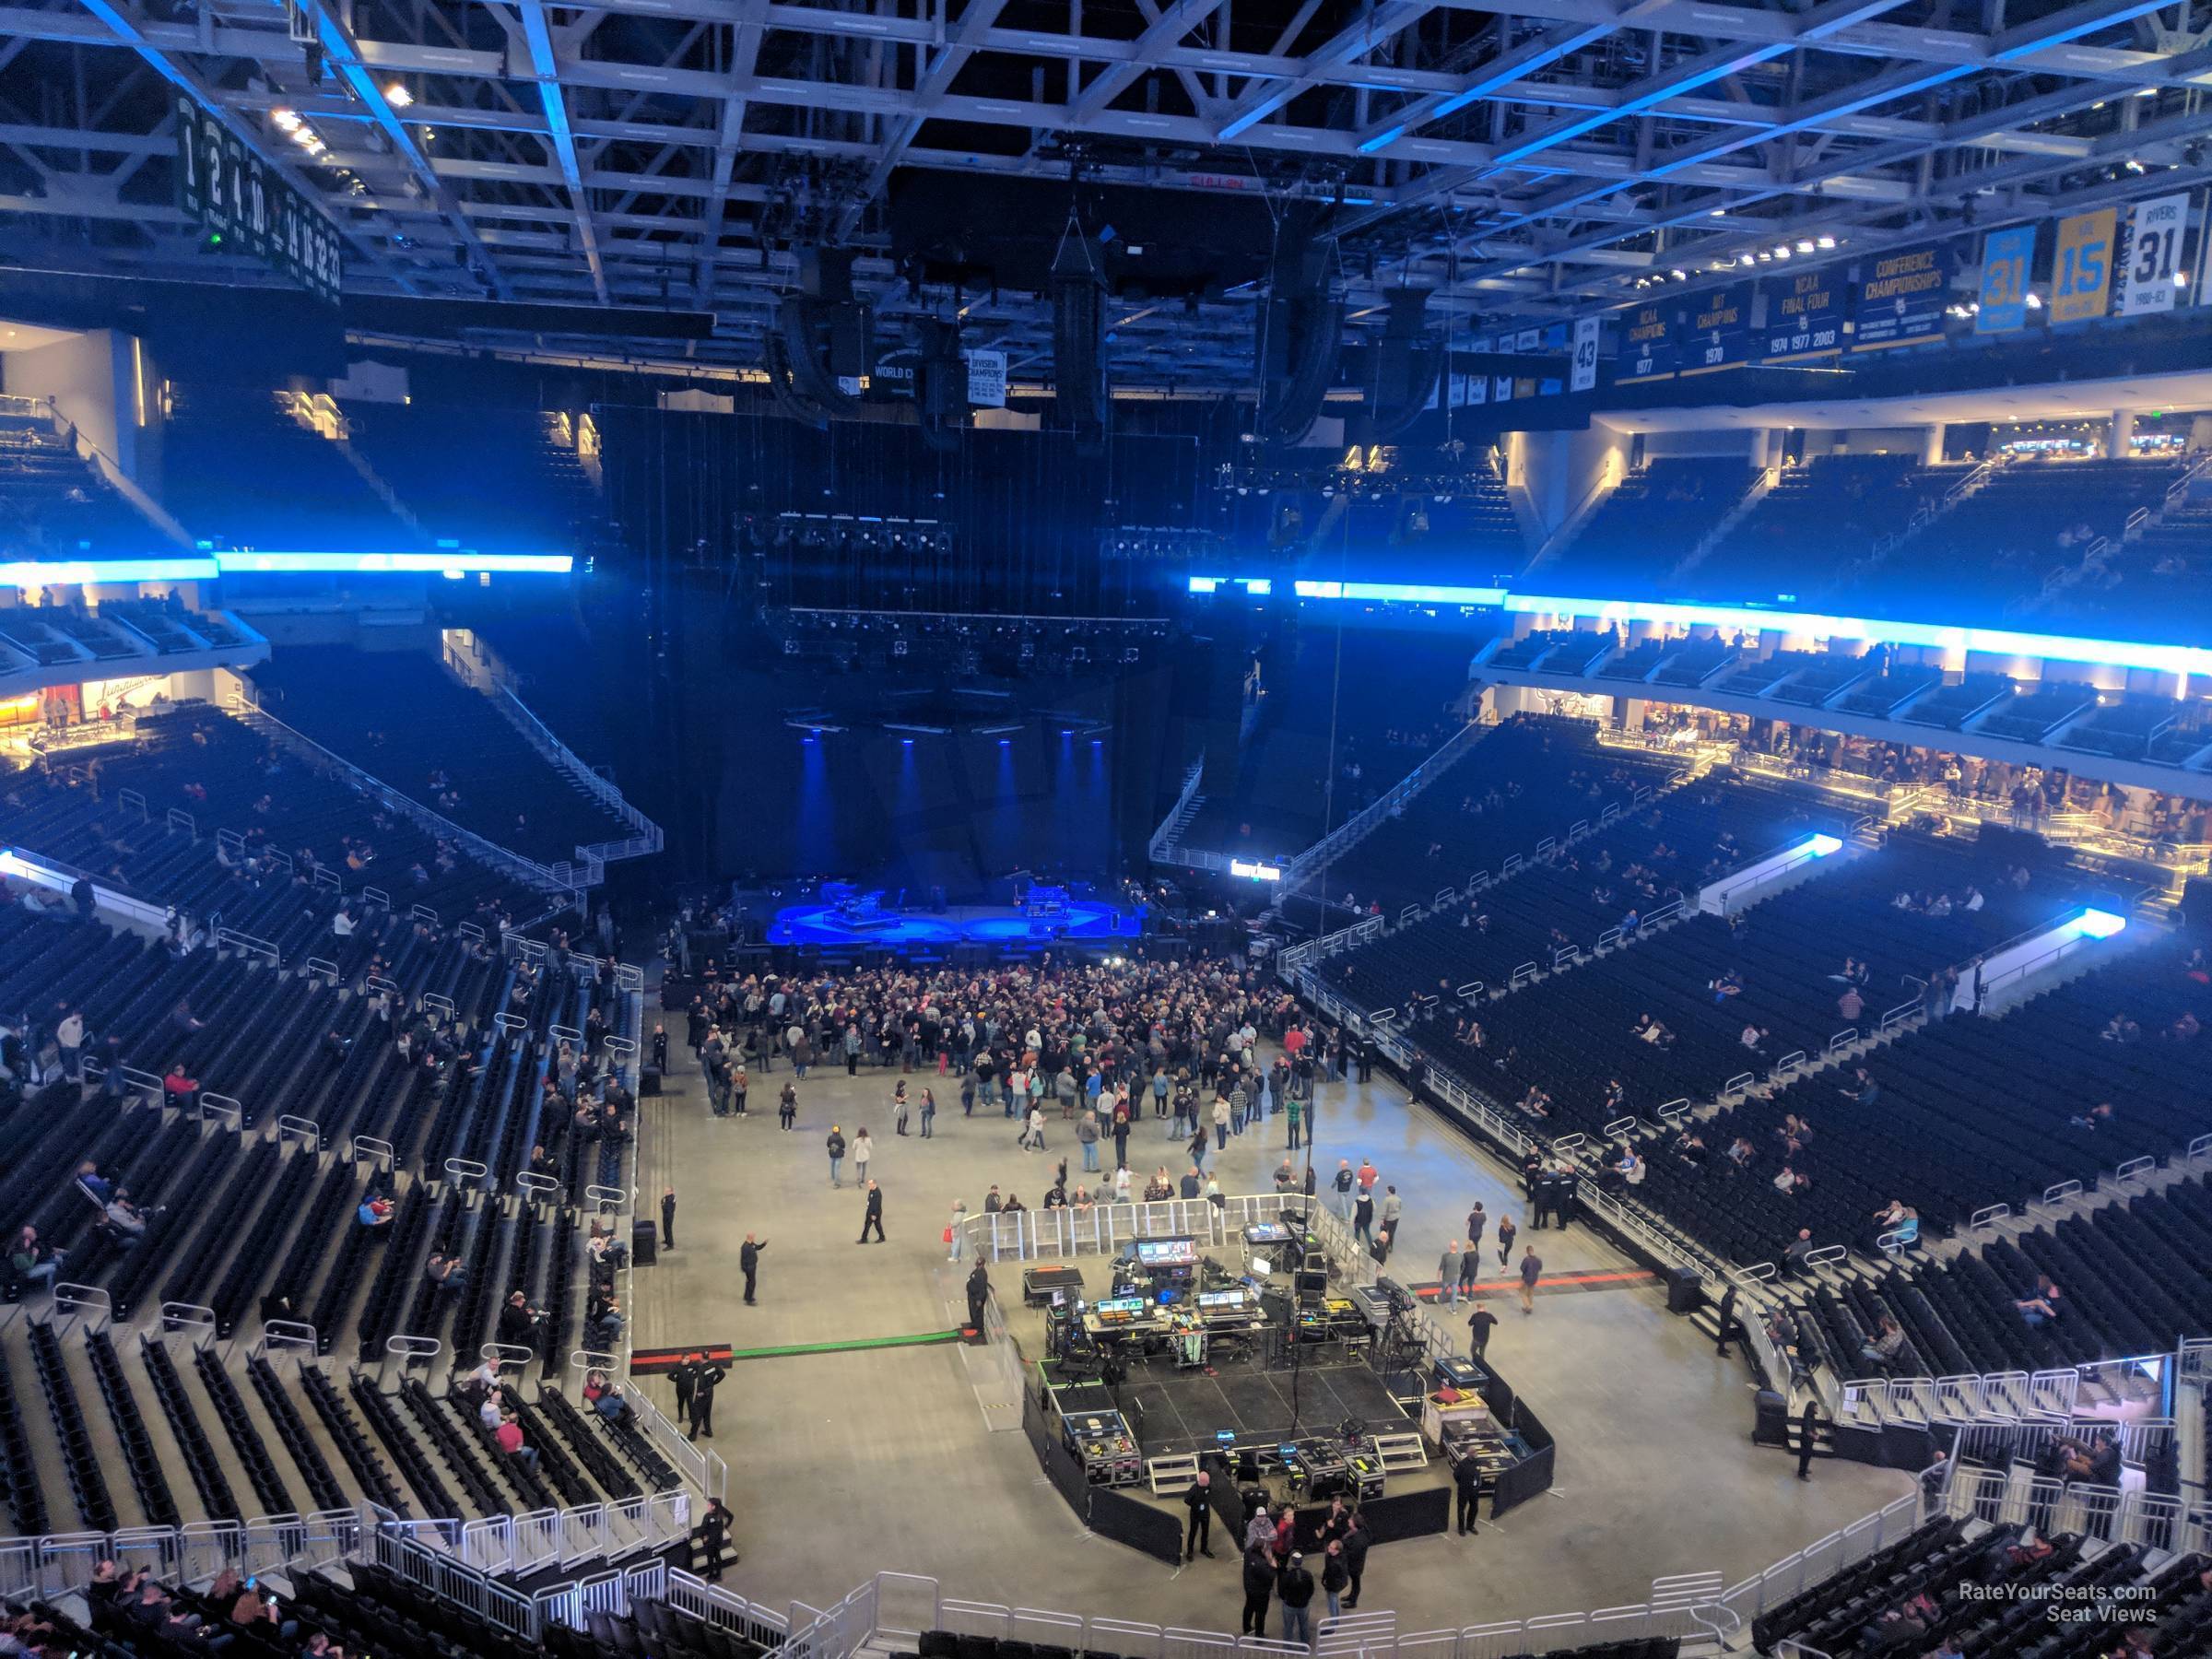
(912, 319, 971, 453)
(765, 247, 874, 425)
(1255, 224, 1342, 445)
(1357, 288, 1444, 444)
(1051, 219, 1110, 456)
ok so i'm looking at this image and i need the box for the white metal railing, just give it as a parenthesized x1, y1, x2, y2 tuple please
(1277, 720, 1487, 895)
(766, 1570, 1735, 1659)
(1148, 754, 1208, 863)
(226, 690, 592, 900)
(1716, 1477, 1940, 1625)
(494, 685, 664, 859)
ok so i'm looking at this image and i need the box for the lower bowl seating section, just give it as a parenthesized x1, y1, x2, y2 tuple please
(1395, 830, 2093, 1137)
(1, 700, 547, 933)
(1752, 1514, 2212, 1659)
(11, 1554, 780, 1659)
(1315, 714, 1681, 918)
(1628, 916, 2212, 1269)
(1324, 771, 1845, 1009)
(1868, 1172, 2212, 1380)
(0, 889, 645, 1535)
(250, 647, 638, 868)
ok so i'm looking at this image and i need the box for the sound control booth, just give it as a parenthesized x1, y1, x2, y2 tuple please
(1004, 1206, 1557, 1564)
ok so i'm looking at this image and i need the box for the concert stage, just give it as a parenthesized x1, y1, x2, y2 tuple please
(766, 898, 1141, 949)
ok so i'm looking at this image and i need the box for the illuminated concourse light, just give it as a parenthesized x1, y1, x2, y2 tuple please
(1806, 834, 1844, 857)
(210, 550, 573, 575)
(2069, 909, 2126, 940)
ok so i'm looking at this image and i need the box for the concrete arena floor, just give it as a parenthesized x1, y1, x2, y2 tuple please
(627, 1041, 1911, 1633)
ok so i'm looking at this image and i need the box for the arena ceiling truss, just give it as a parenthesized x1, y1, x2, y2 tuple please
(1, 0, 2209, 379)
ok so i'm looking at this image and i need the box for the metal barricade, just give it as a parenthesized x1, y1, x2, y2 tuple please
(443, 1158, 489, 1188)
(462, 1515, 514, 1573)
(350, 1134, 395, 1170)
(198, 1091, 244, 1129)
(303, 956, 339, 983)
(277, 1113, 322, 1149)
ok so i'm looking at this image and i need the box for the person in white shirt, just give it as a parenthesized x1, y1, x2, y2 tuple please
(331, 910, 355, 937)
(1963, 887, 1984, 912)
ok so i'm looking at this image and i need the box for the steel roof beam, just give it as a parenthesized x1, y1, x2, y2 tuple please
(65, 0, 418, 292)
(261, 0, 509, 295)
(511, 0, 606, 301)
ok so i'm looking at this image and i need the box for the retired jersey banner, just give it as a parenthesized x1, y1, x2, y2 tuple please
(1853, 241, 1953, 349)
(1680, 282, 1753, 373)
(2049, 208, 2117, 324)
(1764, 267, 1843, 359)
(1975, 224, 2036, 334)
(1617, 300, 1676, 382)
(2114, 193, 2190, 317)
(1570, 315, 1600, 392)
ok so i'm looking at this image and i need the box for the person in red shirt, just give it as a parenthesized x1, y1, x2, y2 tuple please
(1283, 1027, 1307, 1058)
(162, 1064, 199, 1111)
(495, 1410, 538, 1471)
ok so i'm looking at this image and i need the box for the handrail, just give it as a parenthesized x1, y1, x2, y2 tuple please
(1147, 754, 1207, 863)
(494, 685, 663, 849)
(1277, 720, 1487, 894)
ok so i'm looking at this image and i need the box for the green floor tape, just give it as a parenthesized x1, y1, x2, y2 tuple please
(726, 1329, 963, 1360)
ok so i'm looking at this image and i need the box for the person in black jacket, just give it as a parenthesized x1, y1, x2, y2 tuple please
(858, 1180, 886, 1243)
(1276, 1552, 1316, 1648)
(740, 1234, 766, 1304)
(688, 1361, 725, 1440)
(1341, 1512, 1369, 1608)
(1239, 1546, 1273, 1636)
(1320, 1541, 1350, 1624)
(1182, 1470, 1215, 1560)
(671, 1356, 698, 1423)
(966, 1262, 992, 1332)
(1453, 1454, 1482, 1536)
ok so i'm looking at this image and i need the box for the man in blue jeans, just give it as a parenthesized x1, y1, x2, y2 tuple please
(1277, 1553, 1315, 1647)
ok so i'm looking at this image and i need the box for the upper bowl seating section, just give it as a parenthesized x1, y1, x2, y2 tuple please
(1540, 457, 1757, 595)
(249, 649, 636, 869)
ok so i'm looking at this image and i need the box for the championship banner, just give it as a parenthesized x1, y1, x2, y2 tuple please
(1679, 282, 1753, 373)
(1570, 316, 1600, 392)
(1974, 224, 2036, 334)
(1853, 241, 1953, 350)
(1514, 327, 1542, 351)
(2049, 208, 2117, 324)
(964, 349, 1007, 408)
(1764, 267, 1843, 359)
(1617, 300, 1676, 382)
(2114, 193, 2190, 317)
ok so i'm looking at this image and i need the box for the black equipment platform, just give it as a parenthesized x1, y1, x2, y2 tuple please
(1113, 1354, 1406, 1460)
